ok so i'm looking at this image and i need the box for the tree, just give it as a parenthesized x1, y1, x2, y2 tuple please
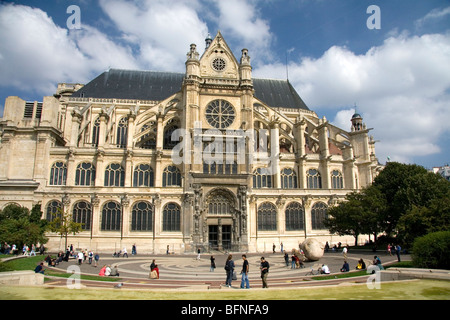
(0, 204, 48, 249)
(47, 207, 83, 250)
(372, 162, 429, 234)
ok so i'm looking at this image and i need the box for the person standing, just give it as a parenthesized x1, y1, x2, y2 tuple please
(210, 255, 216, 272)
(224, 254, 235, 287)
(260, 257, 270, 288)
(342, 246, 348, 260)
(132, 244, 137, 255)
(395, 244, 402, 262)
(240, 254, 250, 289)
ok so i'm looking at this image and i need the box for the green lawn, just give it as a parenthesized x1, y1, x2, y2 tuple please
(0, 255, 119, 282)
(0, 279, 449, 300)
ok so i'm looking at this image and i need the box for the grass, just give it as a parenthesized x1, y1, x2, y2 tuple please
(0, 255, 119, 282)
(0, 279, 449, 300)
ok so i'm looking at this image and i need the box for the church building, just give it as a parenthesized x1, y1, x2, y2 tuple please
(0, 32, 381, 253)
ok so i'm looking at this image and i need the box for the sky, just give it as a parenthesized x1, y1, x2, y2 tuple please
(0, 0, 449, 169)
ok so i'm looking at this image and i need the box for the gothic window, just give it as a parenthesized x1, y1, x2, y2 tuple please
(285, 202, 304, 231)
(163, 119, 179, 150)
(49, 162, 67, 186)
(133, 164, 154, 187)
(72, 201, 92, 230)
(75, 162, 96, 186)
(131, 201, 153, 231)
(331, 170, 344, 189)
(46, 200, 63, 222)
(92, 117, 100, 146)
(101, 201, 121, 231)
(104, 163, 125, 187)
(116, 117, 128, 148)
(162, 202, 181, 232)
(203, 161, 237, 175)
(162, 165, 181, 187)
(138, 123, 156, 149)
(307, 169, 322, 189)
(311, 202, 328, 230)
(208, 191, 233, 215)
(258, 202, 277, 231)
(253, 167, 272, 188)
(280, 168, 298, 189)
(205, 100, 235, 129)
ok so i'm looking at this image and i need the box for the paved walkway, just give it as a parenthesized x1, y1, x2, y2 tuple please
(44, 250, 408, 290)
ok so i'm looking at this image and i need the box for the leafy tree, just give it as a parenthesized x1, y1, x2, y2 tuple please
(372, 162, 428, 234)
(47, 207, 83, 250)
(325, 187, 386, 246)
(0, 204, 48, 249)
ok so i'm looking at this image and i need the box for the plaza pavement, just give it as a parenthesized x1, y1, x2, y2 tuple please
(44, 249, 408, 290)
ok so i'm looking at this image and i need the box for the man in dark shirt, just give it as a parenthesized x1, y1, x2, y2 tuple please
(260, 257, 270, 288)
(34, 262, 45, 274)
(240, 254, 250, 289)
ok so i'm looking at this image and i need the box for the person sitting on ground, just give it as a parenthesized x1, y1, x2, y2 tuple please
(99, 265, 106, 276)
(320, 264, 330, 274)
(356, 258, 366, 270)
(105, 265, 111, 276)
(34, 262, 45, 274)
(110, 265, 120, 277)
(340, 260, 350, 272)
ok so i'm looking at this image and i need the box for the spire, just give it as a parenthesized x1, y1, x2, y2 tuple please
(205, 33, 212, 49)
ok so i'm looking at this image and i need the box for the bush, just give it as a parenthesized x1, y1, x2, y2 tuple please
(412, 231, 450, 269)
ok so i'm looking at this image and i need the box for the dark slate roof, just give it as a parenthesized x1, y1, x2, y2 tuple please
(72, 69, 309, 110)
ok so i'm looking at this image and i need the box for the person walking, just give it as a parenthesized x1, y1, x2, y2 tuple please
(94, 253, 100, 267)
(122, 247, 128, 258)
(224, 254, 235, 287)
(260, 257, 270, 288)
(342, 246, 348, 260)
(210, 255, 216, 272)
(240, 254, 250, 289)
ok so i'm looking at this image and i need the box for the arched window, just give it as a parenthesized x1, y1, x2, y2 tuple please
(72, 201, 92, 230)
(116, 117, 128, 148)
(162, 202, 181, 231)
(133, 164, 154, 187)
(131, 201, 153, 231)
(138, 123, 156, 149)
(49, 162, 67, 185)
(280, 168, 298, 189)
(285, 202, 304, 231)
(207, 190, 234, 215)
(331, 170, 344, 189)
(257, 202, 277, 231)
(253, 168, 272, 189)
(311, 202, 328, 230)
(46, 200, 63, 222)
(92, 117, 100, 146)
(163, 119, 179, 150)
(75, 162, 96, 186)
(162, 165, 181, 187)
(104, 163, 125, 187)
(101, 201, 121, 231)
(307, 169, 322, 189)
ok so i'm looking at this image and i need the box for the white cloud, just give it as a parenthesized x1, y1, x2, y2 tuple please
(212, 0, 272, 56)
(415, 6, 450, 28)
(254, 32, 450, 164)
(98, 0, 209, 71)
(0, 3, 138, 95)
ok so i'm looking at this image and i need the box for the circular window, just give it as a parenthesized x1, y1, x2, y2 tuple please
(205, 100, 235, 129)
(212, 58, 226, 71)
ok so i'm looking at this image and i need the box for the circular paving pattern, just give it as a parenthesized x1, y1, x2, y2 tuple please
(45, 251, 405, 290)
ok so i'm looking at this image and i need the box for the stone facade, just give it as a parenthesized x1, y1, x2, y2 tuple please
(0, 32, 381, 253)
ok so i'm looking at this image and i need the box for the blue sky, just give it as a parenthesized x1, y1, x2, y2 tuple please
(0, 0, 449, 169)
